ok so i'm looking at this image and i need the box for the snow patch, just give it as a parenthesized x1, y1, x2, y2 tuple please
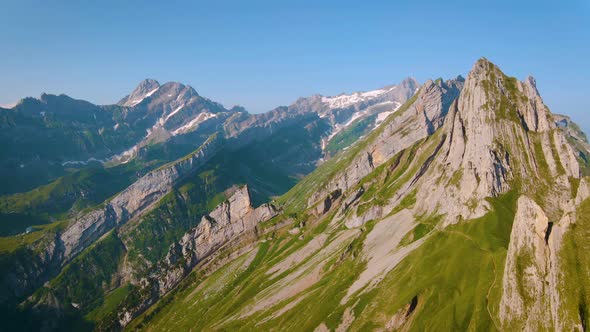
(323, 100, 402, 151)
(62, 157, 106, 167)
(129, 87, 159, 106)
(164, 104, 185, 122)
(321, 85, 398, 109)
(375, 102, 401, 124)
(145, 87, 159, 98)
(172, 112, 217, 135)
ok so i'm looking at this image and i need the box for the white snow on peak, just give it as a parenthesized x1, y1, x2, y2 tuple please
(128, 87, 160, 106)
(145, 87, 159, 98)
(375, 101, 402, 124)
(322, 100, 403, 152)
(172, 112, 217, 135)
(0, 101, 18, 109)
(321, 85, 397, 109)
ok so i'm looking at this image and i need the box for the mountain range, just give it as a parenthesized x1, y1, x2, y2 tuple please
(1, 58, 589, 331)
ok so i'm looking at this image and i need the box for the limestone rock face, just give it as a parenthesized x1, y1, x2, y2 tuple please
(117, 185, 278, 326)
(0, 138, 224, 306)
(499, 183, 590, 332)
(0, 136, 222, 304)
(519, 75, 554, 132)
(554, 114, 590, 159)
(308, 77, 463, 211)
(408, 58, 581, 224)
(576, 177, 590, 206)
(118, 79, 161, 107)
(166, 185, 276, 274)
(60, 135, 221, 263)
(499, 196, 552, 330)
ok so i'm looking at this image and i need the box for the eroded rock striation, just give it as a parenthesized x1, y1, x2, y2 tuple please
(61, 134, 222, 263)
(1, 135, 222, 305)
(117, 185, 278, 326)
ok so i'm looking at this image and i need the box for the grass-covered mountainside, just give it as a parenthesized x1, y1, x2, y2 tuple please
(0, 95, 146, 195)
(127, 59, 590, 331)
(1, 58, 589, 332)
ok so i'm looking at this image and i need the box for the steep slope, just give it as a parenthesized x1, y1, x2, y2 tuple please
(0, 76, 417, 198)
(554, 113, 590, 175)
(0, 79, 239, 196)
(117, 79, 161, 107)
(0, 95, 140, 194)
(0, 75, 420, 330)
(111, 80, 235, 164)
(121, 59, 590, 332)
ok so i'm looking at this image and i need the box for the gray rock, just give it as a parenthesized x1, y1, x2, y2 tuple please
(117, 185, 278, 326)
(60, 135, 222, 263)
(118, 79, 161, 107)
(309, 75, 463, 220)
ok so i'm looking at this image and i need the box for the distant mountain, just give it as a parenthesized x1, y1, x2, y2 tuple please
(0, 94, 139, 194)
(0, 76, 420, 196)
(117, 78, 161, 107)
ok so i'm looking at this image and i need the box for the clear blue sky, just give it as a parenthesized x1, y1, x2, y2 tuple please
(1, 0, 589, 131)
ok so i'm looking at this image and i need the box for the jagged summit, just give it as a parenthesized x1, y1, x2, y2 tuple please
(118, 78, 161, 106)
(392, 76, 420, 92)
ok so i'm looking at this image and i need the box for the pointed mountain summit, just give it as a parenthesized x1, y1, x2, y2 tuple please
(118, 78, 161, 106)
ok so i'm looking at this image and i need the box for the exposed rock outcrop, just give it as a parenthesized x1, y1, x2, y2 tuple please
(1, 135, 222, 305)
(308, 76, 463, 213)
(60, 134, 222, 263)
(500, 177, 590, 331)
(409, 58, 580, 224)
(386, 295, 418, 331)
(499, 196, 553, 330)
(116, 185, 278, 327)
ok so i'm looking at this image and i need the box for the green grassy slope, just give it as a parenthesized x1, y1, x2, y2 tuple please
(325, 114, 377, 156)
(127, 190, 517, 331)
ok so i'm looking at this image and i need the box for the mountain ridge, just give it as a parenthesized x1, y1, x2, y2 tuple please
(1, 58, 589, 331)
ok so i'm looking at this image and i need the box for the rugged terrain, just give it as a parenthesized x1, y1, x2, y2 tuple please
(1, 58, 589, 331)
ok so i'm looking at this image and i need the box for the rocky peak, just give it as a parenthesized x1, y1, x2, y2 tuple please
(408, 58, 581, 223)
(118, 78, 161, 106)
(133, 78, 160, 96)
(525, 75, 538, 90)
(397, 77, 420, 95)
(469, 57, 495, 77)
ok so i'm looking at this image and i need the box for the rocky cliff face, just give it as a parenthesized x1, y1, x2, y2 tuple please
(304, 75, 463, 225)
(116, 185, 278, 327)
(0, 135, 222, 305)
(159, 185, 276, 294)
(255, 59, 588, 331)
(118, 79, 161, 107)
(500, 178, 590, 331)
(404, 58, 580, 224)
(61, 134, 222, 262)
